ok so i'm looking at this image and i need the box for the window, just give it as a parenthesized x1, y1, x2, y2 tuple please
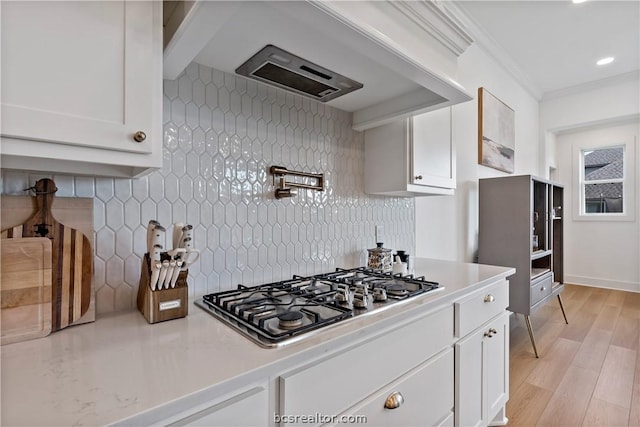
(580, 145, 625, 215)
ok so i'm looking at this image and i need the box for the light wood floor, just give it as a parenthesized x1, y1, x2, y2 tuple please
(506, 284, 640, 427)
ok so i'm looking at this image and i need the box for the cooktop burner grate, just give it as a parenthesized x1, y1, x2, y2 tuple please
(196, 267, 443, 347)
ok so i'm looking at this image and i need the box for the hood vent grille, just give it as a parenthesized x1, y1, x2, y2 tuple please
(236, 45, 363, 102)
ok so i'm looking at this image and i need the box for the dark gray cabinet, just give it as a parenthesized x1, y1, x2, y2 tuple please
(478, 175, 567, 358)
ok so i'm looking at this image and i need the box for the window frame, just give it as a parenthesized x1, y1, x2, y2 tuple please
(572, 139, 636, 222)
(579, 145, 625, 215)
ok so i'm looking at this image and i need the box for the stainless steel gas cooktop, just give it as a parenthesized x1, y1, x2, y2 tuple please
(195, 267, 443, 348)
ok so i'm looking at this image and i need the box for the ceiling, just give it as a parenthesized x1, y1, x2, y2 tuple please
(455, 0, 640, 98)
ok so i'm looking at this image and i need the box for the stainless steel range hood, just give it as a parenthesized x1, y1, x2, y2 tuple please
(163, 1, 473, 131)
(236, 45, 364, 103)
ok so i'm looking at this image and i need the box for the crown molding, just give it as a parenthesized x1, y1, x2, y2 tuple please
(388, 1, 474, 57)
(542, 70, 640, 102)
(551, 113, 640, 136)
(441, 1, 543, 100)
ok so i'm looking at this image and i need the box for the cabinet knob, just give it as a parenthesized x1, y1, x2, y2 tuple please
(541, 286, 546, 292)
(384, 391, 404, 409)
(484, 328, 497, 338)
(133, 131, 147, 142)
(484, 294, 495, 303)
(414, 175, 423, 180)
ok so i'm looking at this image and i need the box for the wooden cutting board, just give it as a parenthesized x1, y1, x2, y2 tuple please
(1, 193, 95, 327)
(1, 238, 53, 345)
(1, 179, 93, 331)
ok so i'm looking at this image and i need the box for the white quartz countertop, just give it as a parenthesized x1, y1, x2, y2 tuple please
(0, 258, 514, 426)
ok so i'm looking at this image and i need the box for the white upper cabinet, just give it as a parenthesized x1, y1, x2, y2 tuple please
(412, 107, 455, 189)
(0, 1, 162, 177)
(364, 107, 455, 197)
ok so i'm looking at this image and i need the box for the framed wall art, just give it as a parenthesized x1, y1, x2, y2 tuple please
(478, 87, 515, 173)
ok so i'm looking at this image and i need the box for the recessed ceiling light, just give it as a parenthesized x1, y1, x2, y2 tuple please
(572, 0, 587, 3)
(596, 57, 615, 66)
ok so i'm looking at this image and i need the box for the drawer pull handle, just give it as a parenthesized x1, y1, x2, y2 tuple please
(484, 328, 497, 338)
(133, 131, 147, 142)
(484, 294, 495, 303)
(384, 392, 404, 409)
(414, 175, 423, 180)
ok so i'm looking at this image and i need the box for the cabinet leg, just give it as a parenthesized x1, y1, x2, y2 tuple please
(557, 294, 569, 324)
(524, 315, 539, 358)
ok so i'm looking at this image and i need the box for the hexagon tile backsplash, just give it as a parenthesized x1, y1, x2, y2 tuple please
(0, 63, 415, 314)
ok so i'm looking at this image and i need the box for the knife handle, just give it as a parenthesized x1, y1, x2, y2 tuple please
(170, 261, 184, 288)
(172, 222, 184, 250)
(150, 225, 166, 251)
(180, 225, 194, 249)
(146, 220, 160, 253)
(163, 260, 177, 288)
(150, 244, 163, 262)
(157, 260, 170, 290)
(149, 260, 162, 291)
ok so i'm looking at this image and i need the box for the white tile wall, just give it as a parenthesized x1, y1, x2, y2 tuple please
(1, 63, 415, 314)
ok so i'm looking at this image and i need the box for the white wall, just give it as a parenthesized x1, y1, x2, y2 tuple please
(415, 44, 541, 262)
(554, 121, 639, 292)
(1, 64, 416, 313)
(540, 74, 640, 292)
(541, 74, 640, 172)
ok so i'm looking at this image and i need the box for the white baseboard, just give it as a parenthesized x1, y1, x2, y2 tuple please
(565, 275, 640, 293)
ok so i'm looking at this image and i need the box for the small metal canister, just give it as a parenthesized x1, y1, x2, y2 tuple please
(368, 242, 392, 272)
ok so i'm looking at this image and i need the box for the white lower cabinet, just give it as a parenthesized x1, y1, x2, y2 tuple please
(279, 305, 454, 427)
(455, 312, 510, 427)
(122, 279, 510, 427)
(163, 385, 268, 427)
(334, 347, 454, 427)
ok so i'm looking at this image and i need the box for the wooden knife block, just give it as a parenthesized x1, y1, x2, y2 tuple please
(137, 253, 188, 324)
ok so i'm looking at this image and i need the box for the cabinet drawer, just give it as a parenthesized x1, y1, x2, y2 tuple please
(455, 280, 508, 337)
(530, 272, 553, 307)
(279, 305, 453, 424)
(330, 348, 454, 427)
(167, 386, 268, 427)
(118, 383, 269, 427)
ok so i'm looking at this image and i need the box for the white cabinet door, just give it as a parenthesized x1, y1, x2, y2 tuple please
(455, 312, 509, 427)
(363, 107, 455, 197)
(456, 324, 484, 427)
(485, 313, 509, 423)
(335, 348, 454, 427)
(411, 107, 455, 189)
(1, 0, 162, 177)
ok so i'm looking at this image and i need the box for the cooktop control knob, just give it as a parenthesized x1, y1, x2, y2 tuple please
(335, 284, 352, 304)
(355, 283, 368, 295)
(353, 293, 368, 309)
(373, 287, 387, 302)
(353, 284, 369, 309)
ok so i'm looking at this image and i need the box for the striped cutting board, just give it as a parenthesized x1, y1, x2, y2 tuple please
(1, 179, 92, 332)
